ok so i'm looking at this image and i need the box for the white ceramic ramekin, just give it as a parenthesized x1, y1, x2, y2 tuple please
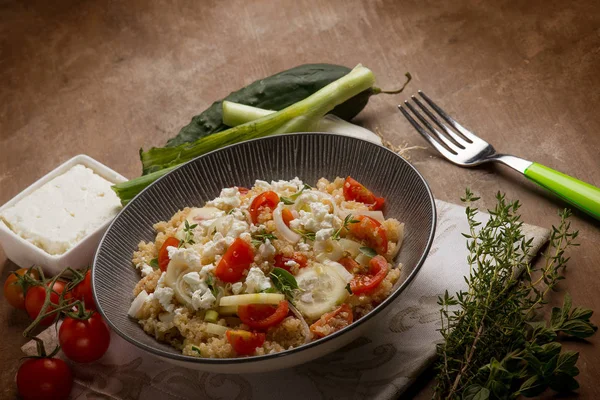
(0, 155, 127, 275)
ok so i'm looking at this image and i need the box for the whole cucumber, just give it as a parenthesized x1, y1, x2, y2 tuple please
(165, 64, 368, 148)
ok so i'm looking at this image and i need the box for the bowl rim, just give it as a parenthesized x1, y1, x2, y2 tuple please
(93, 132, 437, 365)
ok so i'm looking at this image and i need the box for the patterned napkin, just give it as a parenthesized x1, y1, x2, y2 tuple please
(22, 199, 550, 400)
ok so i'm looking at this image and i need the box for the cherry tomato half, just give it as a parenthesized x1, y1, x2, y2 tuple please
(238, 186, 250, 195)
(281, 208, 295, 227)
(25, 280, 68, 326)
(238, 301, 289, 330)
(350, 255, 390, 295)
(215, 238, 254, 283)
(347, 215, 388, 255)
(17, 357, 73, 400)
(72, 270, 96, 310)
(310, 303, 354, 338)
(343, 177, 384, 210)
(338, 256, 361, 274)
(158, 237, 180, 272)
(226, 330, 265, 356)
(59, 312, 110, 363)
(274, 253, 308, 273)
(3, 268, 40, 309)
(249, 191, 279, 223)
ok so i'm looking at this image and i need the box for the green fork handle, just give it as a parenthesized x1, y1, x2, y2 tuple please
(524, 162, 600, 220)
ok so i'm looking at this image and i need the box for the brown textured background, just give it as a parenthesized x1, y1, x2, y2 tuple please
(1, 0, 599, 398)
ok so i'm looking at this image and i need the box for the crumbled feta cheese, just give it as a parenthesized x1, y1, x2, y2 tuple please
(154, 286, 175, 312)
(231, 282, 243, 295)
(167, 246, 201, 269)
(284, 260, 300, 269)
(289, 199, 340, 232)
(199, 264, 215, 279)
(298, 242, 311, 252)
(250, 224, 267, 233)
(202, 232, 228, 261)
(254, 180, 272, 190)
(240, 232, 252, 242)
(139, 263, 154, 277)
(207, 187, 242, 209)
(258, 239, 276, 259)
(182, 272, 205, 292)
(316, 228, 335, 242)
(245, 266, 272, 293)
(227, 219, 249, 238)
(191, 288, 216, 310)
(271, 177, 304, 193)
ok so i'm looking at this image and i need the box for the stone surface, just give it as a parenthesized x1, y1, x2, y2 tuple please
(1, 0, 599, 398)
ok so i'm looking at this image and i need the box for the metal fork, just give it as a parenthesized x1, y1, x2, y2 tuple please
(399, 91, 600, 220)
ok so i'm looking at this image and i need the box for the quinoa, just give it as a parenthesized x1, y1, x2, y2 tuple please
(127, 177, 405, 359)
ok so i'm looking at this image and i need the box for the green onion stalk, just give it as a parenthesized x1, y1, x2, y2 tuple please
(112, 65, 375, 205)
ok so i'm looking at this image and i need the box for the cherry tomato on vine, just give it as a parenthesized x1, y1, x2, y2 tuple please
(72, 270, 96, 310)
(25, 280, 68, 326)
(17, 357, 73, 400)
(3, 268, 40, 309)
(59, 312, 110, 363)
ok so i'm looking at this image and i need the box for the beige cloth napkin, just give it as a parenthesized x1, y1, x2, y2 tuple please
(22, 200, 550, 400)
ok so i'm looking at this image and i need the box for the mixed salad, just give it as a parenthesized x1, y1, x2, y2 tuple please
(128, 176, 404, 357)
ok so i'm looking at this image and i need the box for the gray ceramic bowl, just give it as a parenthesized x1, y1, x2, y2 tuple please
(93, 133, 436, 373)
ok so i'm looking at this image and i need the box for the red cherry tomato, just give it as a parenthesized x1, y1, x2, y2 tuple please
(338, 256, 361, 274)
(17, 357, 73, 400)
(343, 177, 385, 210)
(3, 268, 40, 309)
(158, 237, 180, 272)
(274, 253, 308, 273)
(226, 330, 266, 355)
(238, 187, 250, 195)
(309, 303, 353, 338)
(281, 208, 295, 227)
(350, 255, 390, 295)
(215, 238, 255, 282)
(72, 270, 96, 310)
(25, 281, 68, 326)
(249, 191, 279, 223)
(348, 215, 388, 255)
(238, 301, 289, 330)
(59, 312, 110, 363)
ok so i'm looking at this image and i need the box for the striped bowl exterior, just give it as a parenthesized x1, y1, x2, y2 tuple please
(93, 133, 436, 372)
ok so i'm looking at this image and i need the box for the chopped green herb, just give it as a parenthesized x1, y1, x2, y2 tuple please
(280, 184, 313, 205)
(227, 209, 235, 215)
(149, 258, 159, 269)
(270, 267, 299, 303)
(179, 220, 198, 248)
(205, 275, 219, 298)
(332, 214, 360, 240)
(345, 283, 353, 294)
(280, 196, 295, 205)
(191, 345, 202, 355)
(251, 231, 278, 247)
(359, 246, 377, 258)
(294, 229, 316, 241)
(261, 287, 279, 294)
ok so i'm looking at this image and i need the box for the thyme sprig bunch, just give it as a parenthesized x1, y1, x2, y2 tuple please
(435, 190, 596, 399)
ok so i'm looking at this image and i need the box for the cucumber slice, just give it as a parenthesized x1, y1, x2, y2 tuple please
(219, 293, 285, 307)
(294, 263, 349, 320)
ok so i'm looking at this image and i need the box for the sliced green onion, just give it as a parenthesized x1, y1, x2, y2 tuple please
(204, 309, 219, 323)
(219, 293, 285, 307)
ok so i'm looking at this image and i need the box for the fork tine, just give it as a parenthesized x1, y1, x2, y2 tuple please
(403, 101, 463, 153)
(411, 95, 471, 146)
(418, 91, 480, 143)
(398, 105, 458, 159)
